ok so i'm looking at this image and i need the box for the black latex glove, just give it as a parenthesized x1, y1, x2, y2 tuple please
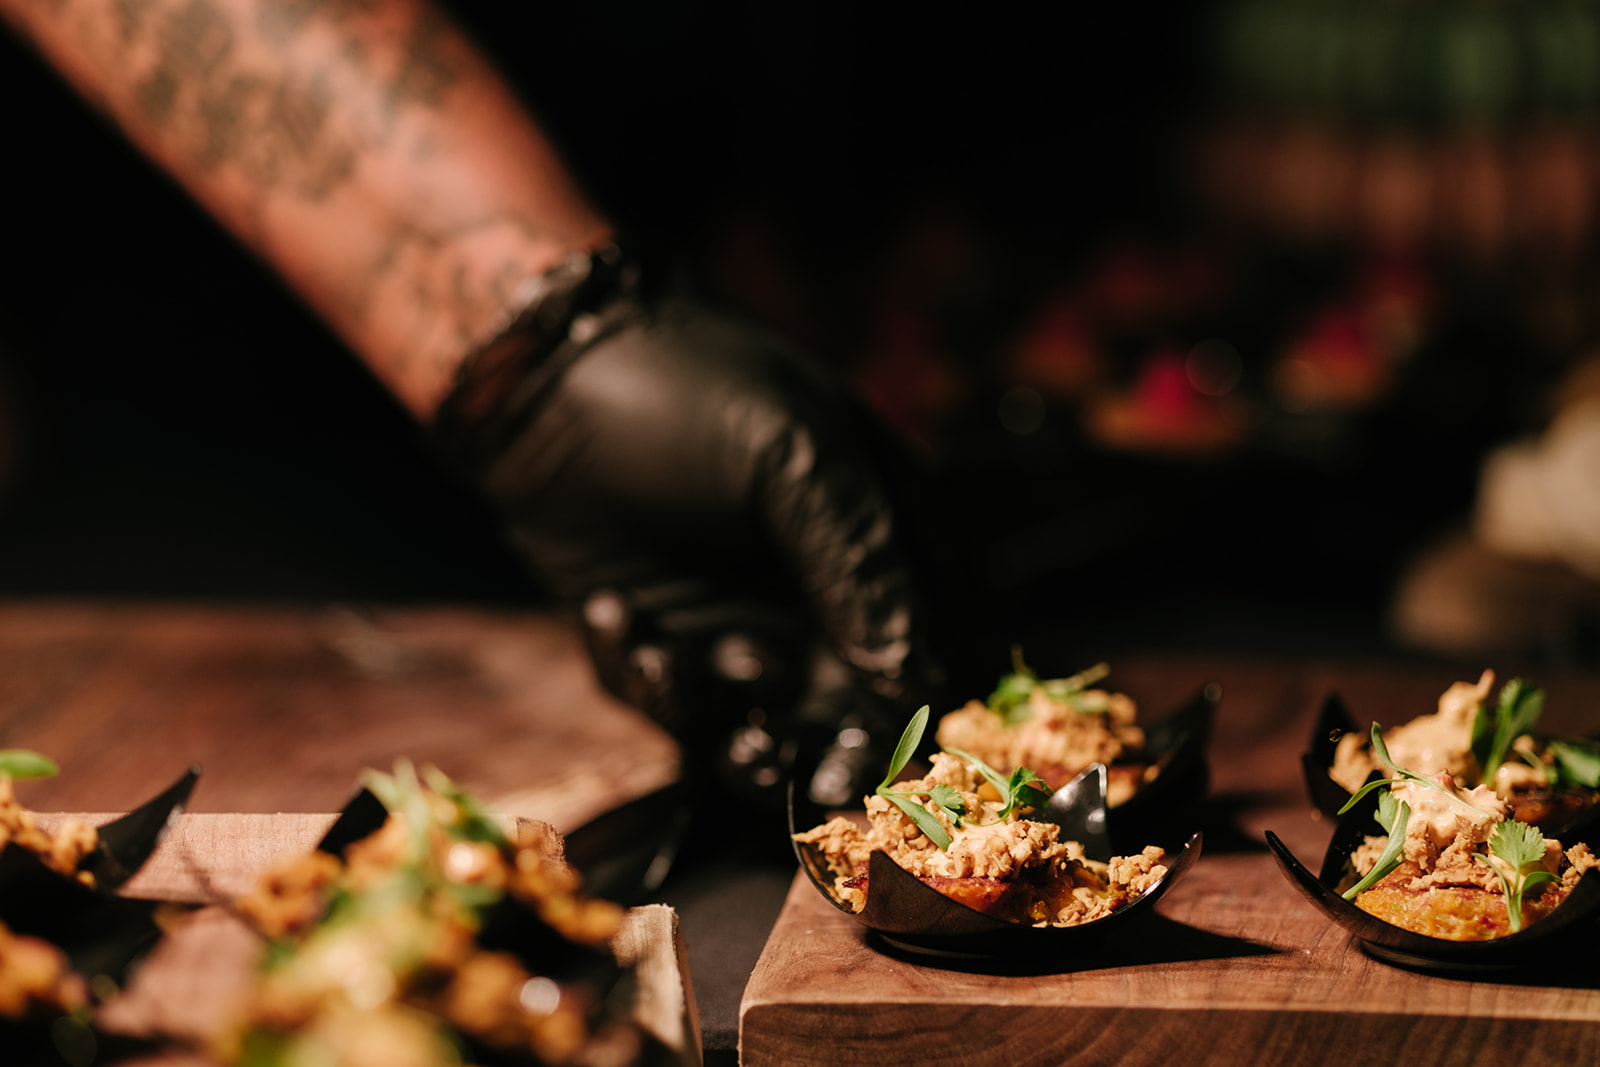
(433, 247, 940, 809)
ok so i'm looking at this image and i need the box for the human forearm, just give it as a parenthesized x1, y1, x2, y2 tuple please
(0, 0, 611, 417)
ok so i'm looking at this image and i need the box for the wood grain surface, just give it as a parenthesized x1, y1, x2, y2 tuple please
(0, 602, 680, 831)
(742, 656, 1600, 1067)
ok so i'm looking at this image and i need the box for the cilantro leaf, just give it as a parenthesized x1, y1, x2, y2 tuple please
(1342, 791, 1411, 901)
(0, 750, 59, 780)
(927, 783, 966, 821)
(1480, 819, 1560, 933)
(1002, 767, 1052, 818)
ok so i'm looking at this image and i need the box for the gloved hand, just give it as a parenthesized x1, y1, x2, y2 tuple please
(432, 247, 941, 809)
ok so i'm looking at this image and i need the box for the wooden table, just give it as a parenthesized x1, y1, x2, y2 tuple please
(0, 601, 679, 828)
(0, 602, 697, 1064)
(741, 656, 1600, 1066)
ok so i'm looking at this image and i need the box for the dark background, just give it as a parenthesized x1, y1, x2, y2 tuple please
(0, 2, 1591, 680)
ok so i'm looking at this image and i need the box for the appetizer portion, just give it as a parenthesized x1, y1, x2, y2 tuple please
(794, 708, 1168, 929)
(0, 762, 97, 886)
(0, 918, 87, 1022)
(934, 654, 1154, 806)
(222, 762, 642, 1067)
(0, 749, 95, 1027)
(1340, 726, 1600, 941)
(1329, 671, 1600, 828)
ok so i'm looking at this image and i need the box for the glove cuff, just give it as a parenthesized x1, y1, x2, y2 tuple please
(431, 243, 636, 466)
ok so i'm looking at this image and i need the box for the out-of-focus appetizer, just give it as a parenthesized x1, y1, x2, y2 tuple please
(794, 707, 1170, 929)
(1336, 725, 1599, 941)
(0, 917, 88, 1022)
(221, 762, 651, 1067)
(1325, 672, 1600, 828)
(0, 750, 193, 1043)
(933, 655, 1156, 806)
(0, 751, 91, 1027)
(0, 751, 97, 887)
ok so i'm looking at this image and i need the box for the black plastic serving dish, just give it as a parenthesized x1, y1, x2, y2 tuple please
(0, 765, 198, 1065)
(1105, 682, 1219, 849)
(790, 761, 1202, 958)
(1267, 779, 1600, 973)
(0, 766, 198, 984)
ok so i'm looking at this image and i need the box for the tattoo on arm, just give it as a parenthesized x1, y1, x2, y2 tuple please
(6, 0, 600, 414)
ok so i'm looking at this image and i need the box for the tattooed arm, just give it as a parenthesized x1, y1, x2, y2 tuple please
(0, 0, 612, 418)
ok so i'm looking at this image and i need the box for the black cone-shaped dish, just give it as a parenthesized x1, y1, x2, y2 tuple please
(0, 765, 198, 982)
(0, 766, 198, 1063)
(791, 762, 1202, 958)
(1105, 683, 1219, 850)
(1268, 781, 1600, 973)
(1300, 692, 1363, 819)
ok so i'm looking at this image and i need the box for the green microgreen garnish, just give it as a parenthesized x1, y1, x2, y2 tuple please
(1471, 678, 1546, 787)
(1546, 737, 1600, 789)
(1342, 789, 1411, 901)
(0, 749, 59, 780)
(1339, 723, 1495, 821)
(1477, 819, 1561, 933)
(941, 746, 1054, 820)
(986, 648, 1111, 725)
(874, 707, 960, 849)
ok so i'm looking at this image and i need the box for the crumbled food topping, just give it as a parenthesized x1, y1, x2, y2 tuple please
(0, 776, 98, 886)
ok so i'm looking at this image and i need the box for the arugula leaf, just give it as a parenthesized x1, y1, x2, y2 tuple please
(1342, 790, 1411, 901)
(1339, 723, 1495, 820)
(985, 648, 1110, 725)
(1002, 767, 1052, 818)
(1472, 678, 1545, 786)
(1479, 819, 1561, 933)
(0, 749, 59, 780)
(1546, 737, 1600, 790)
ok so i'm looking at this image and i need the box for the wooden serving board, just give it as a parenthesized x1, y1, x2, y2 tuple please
(0, 602, 680, 831)
(741, 657, 1600, 1067)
